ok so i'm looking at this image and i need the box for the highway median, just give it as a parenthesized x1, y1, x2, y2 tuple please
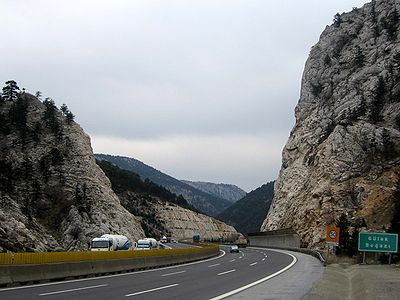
(0, 244, 219, 286)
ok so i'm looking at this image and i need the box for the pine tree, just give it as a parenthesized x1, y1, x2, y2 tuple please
(66, 111, 75, 124)
(60, 103, 68, 115)
(369, 77, 385, 123)
(354, 46, 365, 68)
(43, 98, 61, 135)
(333, 13, 342, 27)
(35, 91, 42, 100)
(2, 80, 20, 101)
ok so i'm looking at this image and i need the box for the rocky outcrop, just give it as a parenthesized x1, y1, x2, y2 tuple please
(0, 93, 144, 252)
(155, 202, 237, 241)
(261, 0, 400, 247)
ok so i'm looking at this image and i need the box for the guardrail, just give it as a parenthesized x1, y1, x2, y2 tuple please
(0, 244, 219, 286)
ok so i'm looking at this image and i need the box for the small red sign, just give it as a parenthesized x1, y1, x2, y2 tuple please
(326, 226, 340, 244)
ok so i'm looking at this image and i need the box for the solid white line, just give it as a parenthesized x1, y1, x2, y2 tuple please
(39, 284, 107, 296)
(125, 283, 179, 297)
(161, 270, 186, 277)
(208, 263, 220, 268)
(229, 259, 236, 262)
(217, 269, 236, 276)
(209, 249, 297, 300)
(249, 262, 258, 266)
(0, 250, 226, 292)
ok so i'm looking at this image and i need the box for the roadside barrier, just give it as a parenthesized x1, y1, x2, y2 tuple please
(0, 244, 218, 265)
(0, 244, 219, 286)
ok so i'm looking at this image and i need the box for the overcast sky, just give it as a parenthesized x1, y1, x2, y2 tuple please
(1, 0, 369, 191)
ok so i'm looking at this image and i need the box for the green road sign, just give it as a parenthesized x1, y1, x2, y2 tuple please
(358, 232, 398, 253)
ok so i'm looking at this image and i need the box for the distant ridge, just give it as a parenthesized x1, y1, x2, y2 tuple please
(217, 181, 274, 234)
(181, 180, 246, 203)
(95, 154, 232, 216)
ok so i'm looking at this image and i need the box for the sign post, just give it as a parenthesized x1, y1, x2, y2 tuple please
(326, 226, 340, 246)
(358, 232, 398, 264)
(326, 226, 340, 262)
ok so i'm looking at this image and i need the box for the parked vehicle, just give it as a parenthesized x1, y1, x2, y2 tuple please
(160, 236, 168, 243)
(90, 234, 131, 251)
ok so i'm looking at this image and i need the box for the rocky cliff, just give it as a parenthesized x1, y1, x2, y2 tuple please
(261, 0, 400, 247)
(155, 202, 237, 241)
(0, 92, 144, 251)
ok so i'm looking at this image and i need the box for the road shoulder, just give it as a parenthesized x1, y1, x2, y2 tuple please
(228, 250, 324, 299)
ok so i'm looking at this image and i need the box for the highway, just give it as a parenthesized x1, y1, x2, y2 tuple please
(0, 246, 298, 300)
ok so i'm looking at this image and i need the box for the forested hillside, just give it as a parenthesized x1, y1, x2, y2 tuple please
(217, 181, 274, 234)
(95, 154, 232, 216)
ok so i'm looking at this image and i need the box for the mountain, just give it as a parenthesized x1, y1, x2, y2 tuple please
(0, 91, 144, 251)
(217, 181, 274, 234)
(95, 154, 232, 216)
(96, 160, 237, 241)
(181, 180, 246, 203)
(262, 0, 400, 247)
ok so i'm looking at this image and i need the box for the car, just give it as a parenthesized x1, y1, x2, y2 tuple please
(171, 239, 177, 243)
(230, 245, 239, 253)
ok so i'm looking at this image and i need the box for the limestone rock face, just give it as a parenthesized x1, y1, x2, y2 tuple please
(0, 94, 144, 251)
(261, 0, 400, 247)
(155, 202, 237, 241)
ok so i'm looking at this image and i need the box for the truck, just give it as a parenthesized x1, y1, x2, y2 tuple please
(135, 238, 158, 250)
(90, 234, 131, 251)
(193, 234, 200, 243)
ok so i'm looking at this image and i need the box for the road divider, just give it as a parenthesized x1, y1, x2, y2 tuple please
(0, 244, 219, 286)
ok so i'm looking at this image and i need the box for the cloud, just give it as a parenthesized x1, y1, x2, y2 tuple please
(0, 0, 369, 190)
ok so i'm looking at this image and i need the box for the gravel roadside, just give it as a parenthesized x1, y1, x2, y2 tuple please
(302, 263, 400, 300)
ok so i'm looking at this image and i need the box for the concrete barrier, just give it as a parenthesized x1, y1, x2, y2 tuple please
(0, 247, 218, 286)
(247, 229, 301, 248)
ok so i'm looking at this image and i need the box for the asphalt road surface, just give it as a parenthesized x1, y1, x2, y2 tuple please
(0, 246, 298, 300)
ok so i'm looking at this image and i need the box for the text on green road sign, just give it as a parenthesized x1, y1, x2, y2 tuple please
(358, 232, 398, 253)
